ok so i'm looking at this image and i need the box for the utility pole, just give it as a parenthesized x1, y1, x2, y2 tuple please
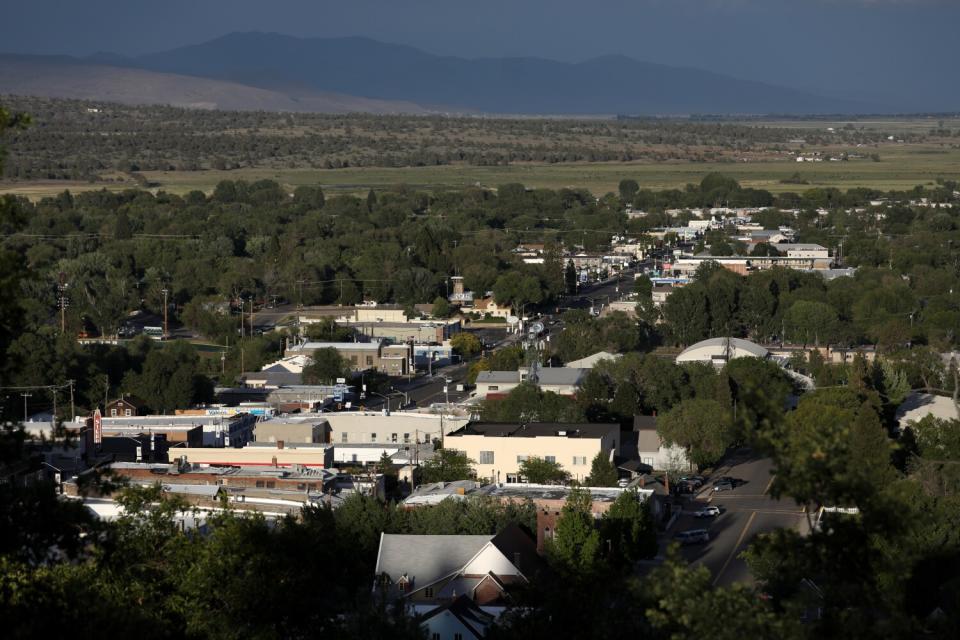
(249, 298, 255, 336)
(161, 287, 169, 339)
(20, 392, 31, 422)
(104, 374, 109, 410)
(52, 388, 58, 421)
(68, 380, 75, 421)
(58, 272, 68, 335)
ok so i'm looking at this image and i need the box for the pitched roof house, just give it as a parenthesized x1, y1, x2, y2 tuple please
(374, 524, 543, 607)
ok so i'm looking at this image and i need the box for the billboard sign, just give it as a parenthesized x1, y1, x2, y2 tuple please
(93, 408, 102, 445)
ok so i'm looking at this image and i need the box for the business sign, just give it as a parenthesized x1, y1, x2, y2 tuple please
(93, 408, 102, 445)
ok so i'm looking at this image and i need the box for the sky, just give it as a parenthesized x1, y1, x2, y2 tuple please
(2, 0, 958, 110)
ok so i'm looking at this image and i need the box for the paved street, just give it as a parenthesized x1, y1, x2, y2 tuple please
(669, 449, 810, 587)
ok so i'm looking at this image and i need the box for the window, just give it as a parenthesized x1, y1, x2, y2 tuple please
(506, 474, 519, 483)
(371, 433, 377, 442)
(431, 634, 440, 640)
(255, 480, 265, 488)
(489, 385, 499, 391)
(479, 451, 494, 464)
(296, 483, 306, 491)
(341, 433, 348, 443)
(403, 433, 411, 443)
(366, 356, 374, 366)
(424, 587, 434, 598)
(350, 355, 358, 364)
(454, 634, 463, 640)
(110, 409, 117, 417)
(266, 481, 276, 489)
(573, 456, 587, 466)
(544, 455, 556, 464)
(517, 455, 528, 463)
(391, 433, 398, 443)
(124, 409, 132, 417)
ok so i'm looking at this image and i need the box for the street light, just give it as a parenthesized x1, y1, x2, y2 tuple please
(390, 387, 409, 408)
(369, 391, 392, 415)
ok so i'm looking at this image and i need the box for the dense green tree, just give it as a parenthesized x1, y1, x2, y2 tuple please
(600, 490, 658, 564)
(584, 450, 619, 486)
(302, 347, 351, 385)
(657, 397, 732, 468)
(419, 448, 475, 483)
(547, 486, 603, 575)
(519, 456, 571, 484)
(122, 341, 213, 412)
(450, 331, 481, 358)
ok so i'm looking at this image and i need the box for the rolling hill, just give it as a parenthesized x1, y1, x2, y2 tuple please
(0, 53, 431, 114)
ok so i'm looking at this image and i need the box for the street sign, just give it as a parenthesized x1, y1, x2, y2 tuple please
(336, 377, 346, 384)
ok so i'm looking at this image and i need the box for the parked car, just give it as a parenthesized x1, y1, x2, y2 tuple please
(617, 478, 631, 488)
(675, 529, 710, 545)
(713, 481, 734, 492)
(694, 506, 721, 518)
(680, 475, 704, 487)
(713, 476, 742, 487)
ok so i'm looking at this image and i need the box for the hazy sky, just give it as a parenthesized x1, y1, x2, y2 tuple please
(3, 0, 958, 109)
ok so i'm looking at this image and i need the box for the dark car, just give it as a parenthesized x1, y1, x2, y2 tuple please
(713, 481, 734, 492)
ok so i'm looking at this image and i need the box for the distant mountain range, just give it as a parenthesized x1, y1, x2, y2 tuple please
(1, 32, 876, 115)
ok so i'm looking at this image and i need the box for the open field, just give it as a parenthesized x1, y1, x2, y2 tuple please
(3, 143, 957, 200)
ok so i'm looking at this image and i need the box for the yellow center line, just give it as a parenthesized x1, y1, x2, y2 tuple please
(763, 475, 776, 495)
(712, 511, 757, 587)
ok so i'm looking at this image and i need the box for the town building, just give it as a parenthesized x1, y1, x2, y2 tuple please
(285, 340, 411, 376)
(472, 297, 513, 320)
(419, 596, 494, 640)
(318, 411, 468, 446)
(444, 422, 620, 483)
(675, 337, 769, 367)
(98, 413, 257, 448)
(177, 440, 334, 469)
(630, 415, 691, 472)
(104, 396, 144, 417)
(474, 367, 587, 398)
(254, 418, 330, 444)
(564, 351, 621, 369)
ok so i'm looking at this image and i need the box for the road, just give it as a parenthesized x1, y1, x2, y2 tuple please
(669, 449, 810, 587)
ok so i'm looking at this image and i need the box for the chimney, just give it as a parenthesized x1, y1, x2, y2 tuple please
(277, 440, 285, 449)
(271, 456, 278, 467)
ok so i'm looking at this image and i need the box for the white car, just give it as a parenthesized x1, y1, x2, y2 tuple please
(694, 506, 721, 518)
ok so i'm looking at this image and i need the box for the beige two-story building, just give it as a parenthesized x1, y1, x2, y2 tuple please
(444, 422, 620, 483)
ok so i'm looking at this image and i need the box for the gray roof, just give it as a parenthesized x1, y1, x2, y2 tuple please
(476, 371, 521, 384)
(293, 341, 381, 351)
(535, 368, 588, 385)
(375, 533, 492, 586)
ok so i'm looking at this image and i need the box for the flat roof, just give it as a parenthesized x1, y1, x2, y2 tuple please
(290, 341, 381, 351)
(448, 422, 616, 439)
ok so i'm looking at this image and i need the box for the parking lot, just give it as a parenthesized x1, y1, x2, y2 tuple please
(665, 449, 810, 587)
